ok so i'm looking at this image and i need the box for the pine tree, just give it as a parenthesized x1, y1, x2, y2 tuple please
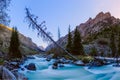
(66, 25, 72, 53)
(89, 47, 97, 56)
(0, 0, 11, 25)
(25, 8, 78, 60)
(118, 31, 120, 56)
(72, 27, 84, 55)
(9, 27, 22, 59)
(58, 27, 61, 39)
(110, 29, 116, 57)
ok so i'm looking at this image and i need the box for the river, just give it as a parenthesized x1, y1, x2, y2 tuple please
(18, 55, 120, 80)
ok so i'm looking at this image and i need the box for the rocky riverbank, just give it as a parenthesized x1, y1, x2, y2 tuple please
(0, 58, 28, 80)
(0, 54, 113, 80)
(0, 55, 45, 79)
(0, 66, 28, 80)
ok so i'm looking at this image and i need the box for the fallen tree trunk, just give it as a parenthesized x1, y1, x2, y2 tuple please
(25, 8, 78, 60)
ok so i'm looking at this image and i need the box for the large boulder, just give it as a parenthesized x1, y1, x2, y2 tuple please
(0, 66, 27, 80)
(26, 63, 36, 71)
(0, 66, 17, 80)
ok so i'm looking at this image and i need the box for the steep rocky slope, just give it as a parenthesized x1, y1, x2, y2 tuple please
(78, 12, 120, 40)
(46, 12, 120, 54)
(0, 24, 41, 55)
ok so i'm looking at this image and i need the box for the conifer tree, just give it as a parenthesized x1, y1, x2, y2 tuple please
(9, 27, 22, 59)
(66, 25, 72, 53)
(0, 0, 11, 25)
(118, 31, 120, 56)
(72, 27, 84, 55)
(58, 27, 61, 39)
(25, 8, 78, 60)
(110, 29, 116, 57)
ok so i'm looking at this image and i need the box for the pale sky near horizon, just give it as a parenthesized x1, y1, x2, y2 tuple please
(8, 0, 120, 48)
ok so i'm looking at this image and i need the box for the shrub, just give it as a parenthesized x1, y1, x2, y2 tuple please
(0, 58, 4, 65)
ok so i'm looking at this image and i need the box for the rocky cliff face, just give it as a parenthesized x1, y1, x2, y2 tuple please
(46, 12, 120, 53)
(78, 12, 120, 38)
(0, 24, 41, 55)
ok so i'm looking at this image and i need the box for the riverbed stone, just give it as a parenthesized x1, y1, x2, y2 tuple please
(26, 63, 36, 71)
(52, 62, 58, 69)
(74, 60, 85, 66)
(27, 56, 35, 59)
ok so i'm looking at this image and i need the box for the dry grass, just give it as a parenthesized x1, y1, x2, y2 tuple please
(0, 24, 12, 31)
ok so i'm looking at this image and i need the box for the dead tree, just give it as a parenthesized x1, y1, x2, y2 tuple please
(25, 8, 78, 60)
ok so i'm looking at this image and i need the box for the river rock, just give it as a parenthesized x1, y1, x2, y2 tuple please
(87, 58, 105, 69)
(74, 60, 85, 66)
(26, 63, 36, 71)
(113, 64, 120, 67)
(59, 63, 64, 67)
(52, 62, 58, 69)
(21, 68, 25, 71)
(10, 62, 20, 69)
(46, 54, 54, 61)
(56, 58, 73, 64)
(0, 66, 17, 80)
(46, 58, 51, 61)
(0, 66, 2, 79)
(0, 51, 3, 58)
(12, 71, 28, 80)
(3, 61, 20, 70)
(27, 56, 35, 59)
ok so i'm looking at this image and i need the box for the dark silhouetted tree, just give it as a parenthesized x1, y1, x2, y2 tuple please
(66, 25, 72, 53)
(118, 31, 120, 56)
(25, 8, 78, 60)
(89, 47, 97, 56)
(58, 27, 61, 39)
(110, 29, 116, 57)
(72, 27, 84, 55)
(0, 0, 11, 25)
(9, 27, 22, 59)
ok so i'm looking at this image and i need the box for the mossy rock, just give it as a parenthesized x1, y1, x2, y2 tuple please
(0, 58, 4, 65)
(76, 55, 94, 63)
(81, 56, 94, 63)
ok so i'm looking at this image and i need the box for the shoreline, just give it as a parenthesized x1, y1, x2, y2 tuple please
(1, 54, 120, 80)
(18, 55, 120, 80)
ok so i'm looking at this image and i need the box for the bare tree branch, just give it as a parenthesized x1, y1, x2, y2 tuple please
(25, 8, 78, 60)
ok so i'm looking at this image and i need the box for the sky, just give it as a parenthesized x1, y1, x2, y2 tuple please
(8, 0, 120, 48)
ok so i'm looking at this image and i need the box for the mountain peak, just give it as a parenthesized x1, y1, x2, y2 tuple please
(46, 12, 120, 51)
(95, 12, 111, 20)
(96, 12, 104, 17)
(85, 12, 111, 25)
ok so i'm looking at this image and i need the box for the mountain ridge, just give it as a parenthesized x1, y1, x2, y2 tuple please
(46, 12, 120, 53)
(0, 24, 42, 55)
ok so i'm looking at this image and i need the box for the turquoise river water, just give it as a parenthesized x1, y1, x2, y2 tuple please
(18, 56, 120, 80)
